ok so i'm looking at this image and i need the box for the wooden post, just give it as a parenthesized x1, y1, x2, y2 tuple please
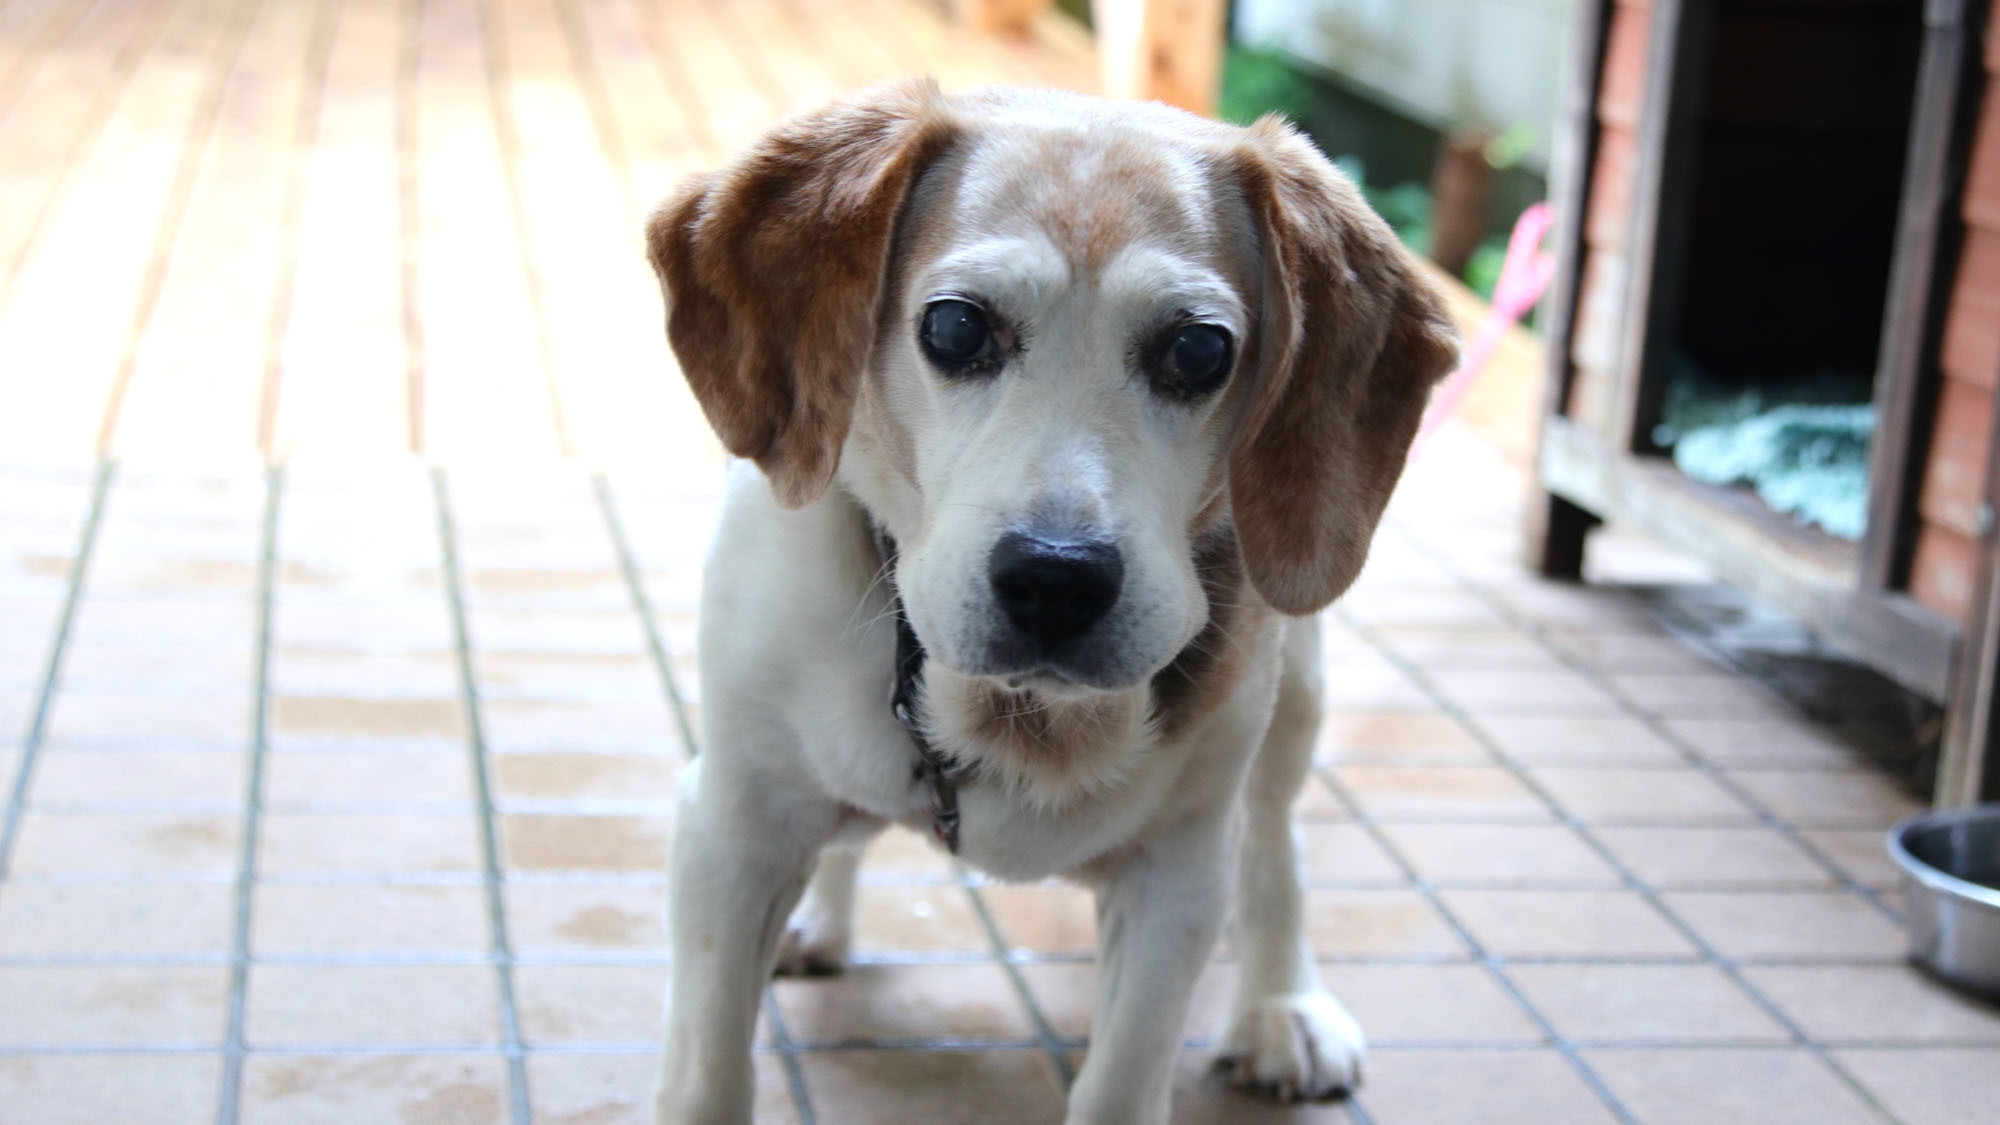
(1092, 0, 1226, 117)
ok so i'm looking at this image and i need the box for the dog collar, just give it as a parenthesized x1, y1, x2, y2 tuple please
(870, 521, 968, 854)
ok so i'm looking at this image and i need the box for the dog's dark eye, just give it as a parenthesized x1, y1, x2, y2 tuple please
(1155, 323, 1234, 398)
(920, 300, 999, 372)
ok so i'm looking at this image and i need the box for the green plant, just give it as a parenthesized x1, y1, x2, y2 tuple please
(1219, 45, 1319, 127)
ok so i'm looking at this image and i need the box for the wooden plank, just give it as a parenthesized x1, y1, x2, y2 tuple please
(0, 0, 92, 120)
(1597, 1, 1651, 131)
(637, 0, 784, 155)
(1941, 225, 2000, 387)
(1861, 0, 1984, 590)
(1918, 375, 1994, 537)
(269, 0, 412, 461)
(1963, 84, 2000, 230)
(570, 0, 713, 200)
(1913, 519, 1979, 620)
(706, 0, 842, 118)
(1542, 416, 1959, 699)
(1609, 0, 1712, 455)
(1091, 0, 1223, 115)
(108, 0, 326, 466)
(0, 0, 247, 464)
(1937, 342, 2000, 807)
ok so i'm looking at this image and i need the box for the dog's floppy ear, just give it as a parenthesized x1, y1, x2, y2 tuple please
(1226, 118, 1460, 615)
(645, 80, 957, 508)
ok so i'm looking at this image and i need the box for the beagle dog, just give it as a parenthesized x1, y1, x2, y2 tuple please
(644, 80, 1457, 1124)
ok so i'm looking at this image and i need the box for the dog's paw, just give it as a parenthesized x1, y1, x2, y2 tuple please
(1214, 990, 1365, 1101)
(771, 917, 850, 977)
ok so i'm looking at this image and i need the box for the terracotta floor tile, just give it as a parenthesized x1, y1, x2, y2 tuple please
(1359, 1048, 1619, 1124)
(1590, 826, 1834, 889)
(975, 883, 1096, 957)
(1316, 710, 1490, 764)
(1545, 630, 1723, 673)
(1379, 823, 1621, 886)
(1438, 890, 1699, 959)
(58, 638, 255, 690)
(1489, 584, 1661, 634)
(774, 963, 1037, 1044)
(1321, 655, 1435, 711)
(1528, 767, 1755, 825)
(239, 1054, 508, 1125)
(1833, 1047, 2000, 1125)
(1607, 672, 1791, 719)
(0, 690, 32, 735)
(1300, 821, 1408, 885)
(527, 1050, 800, 1125)
(1726, 770, 1924, 829)
(1507, 963, 1790, 1044)
(272, 603, 456, 655)
(1800, 829, 1904, 891)
(515, 963, 669, 1046)
(1664, 717, 1870, 769)
(1585, 1048, 1883, 1125)
(252, 884, 490, 955)
(482, 698, 679, 754)
(1662, 890, 1906, 961)
(247, 964, 500, 1047)
(267, 649, 460, 698)
(1303, 889, 1469, 958)
(490, 751, 677, 803)
(858, 825, 959, 883)
(466, 609, 647, 656)
(29, 748, 246, 808)
(44, 689, 251, 748)
(0, 966, 228, 1045)
(1373, 626, 1555, 670)
(501, 814, 671, 873)
(10, 811, 240, 877)
(263, 750, 474, 809)
(1741, 965, 2000, 1043)
(1340, 588, 1510, 629)
(463, 567, 629, 611)
(1319, 962, 1543, 1044)
(257, 813, 482, 875)
(1427, 667, 1624, 716)
(474, 651, 660, 702)
(269, 695, 468, 751)
(505, 880, 668, 955)
(0, 882, 235, 956)
(68, 600, 256, 644)
(1333, 765, 1550, 823)
(1296, 774, 1349, 819)
(798, 1049, 1066, 1123)
(0, 1053, 221, 1125)
(1473, 715, 1685, 767)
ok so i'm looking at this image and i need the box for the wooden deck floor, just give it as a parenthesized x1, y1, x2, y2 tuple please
(0, 0, 1095, 474)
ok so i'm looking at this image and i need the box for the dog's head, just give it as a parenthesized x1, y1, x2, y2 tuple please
(649, 81, 1456, 697)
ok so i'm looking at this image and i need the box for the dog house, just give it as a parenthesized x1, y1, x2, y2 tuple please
(1530, 0, 2000, 802)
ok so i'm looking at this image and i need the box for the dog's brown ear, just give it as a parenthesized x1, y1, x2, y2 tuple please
(1226, 118, 1460, 615)
(645, 80, 957, 508)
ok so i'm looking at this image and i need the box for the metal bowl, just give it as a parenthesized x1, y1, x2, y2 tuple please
(1888, 804, 2000, 999)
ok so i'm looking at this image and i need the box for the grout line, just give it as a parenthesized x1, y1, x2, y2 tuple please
(395, 0, 425, 456)
(0, 460, 114, 883)
(959, 877, 1078, 1089)
(214, 464, 283, 1125)
(591, 474, 698, 758)
(254, 0, 339, 460)
(1335, 550, 1905, 1123)
(432, 466, 534, 1125)
(1306, 754, 1640, 1125)
(0, 0, 179, 309)
(761, 989, 820, 1125)
(473, 0, 576, 459)
(93, 0, 266, 456)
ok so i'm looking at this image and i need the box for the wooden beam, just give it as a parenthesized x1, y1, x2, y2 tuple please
(1091, 0, 1225, 116)
(1862, 0, 1985, 592)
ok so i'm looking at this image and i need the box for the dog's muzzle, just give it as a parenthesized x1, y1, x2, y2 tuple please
(987, 531, 1124, 652)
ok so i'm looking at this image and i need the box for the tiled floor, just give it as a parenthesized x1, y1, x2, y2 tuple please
(4, 1, 2000, 1123)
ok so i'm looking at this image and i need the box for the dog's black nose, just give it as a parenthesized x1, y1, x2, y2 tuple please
(988, 532, 1124, 649)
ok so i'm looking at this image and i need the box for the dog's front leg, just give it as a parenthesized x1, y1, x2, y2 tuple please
(655, 756, 830, 1125)
(1065, 820, 1231, 1125)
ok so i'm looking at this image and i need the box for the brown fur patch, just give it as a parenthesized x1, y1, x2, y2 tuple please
(645, 79, 960, 509)
(1224, 118, 1460, 615)
(1150, 527, 1265, 741)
